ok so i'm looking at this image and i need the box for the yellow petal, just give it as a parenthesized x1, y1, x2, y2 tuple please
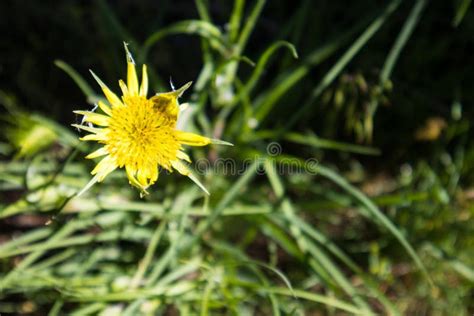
(71, 124, 104, 134)
(124, 42, 139, 96)
(76, 174, 101, 197)
(119, 79, 129, 97)
(125, 165, 139, 184)
(153, 82, 192, 99)
(150, 167, 159, 184)
(126, 165, 148, 194)
(171, 160, 209, 195)
(90, 70, 124, 108)
(85, 147, 109, 159)
(176, 150, 191, 163)
(171, 159, 190, 176)
(151, 82, 193, 119)
(80, 133, 107, 142)
(97, 101, 112, 116)
(127, 62, 139, 96)
(91, 156, 117, 182)
(173, 81, 193, 98)
(176, 131, 211, 146)
(137, 168, 150, 187)
(140, 64, 148, 97)
(73, 111, 110, 126)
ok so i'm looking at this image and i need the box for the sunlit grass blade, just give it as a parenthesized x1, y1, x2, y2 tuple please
(145, 161, 262, 289)
(273, 214, 400, 315)
(207, 241, 292, 316)
(0, 220, 86, 288)
(252, 25, 360, 124)
(229, 0, 245, 43)
(230, 41, 298, 107)
(262, 287, 367, 315)
(194, 0, 212, 23)
(313, 163, 434, 287)
(264, 159, 374, 314)
(425, 243, 474, 282)
(0, 227, 51, 254)
(130, 220, 167, 288)
(197, 160, 261, 235)
(146, 189, 198, 285)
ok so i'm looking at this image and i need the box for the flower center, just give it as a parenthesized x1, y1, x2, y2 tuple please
(105, 95, 180, 170)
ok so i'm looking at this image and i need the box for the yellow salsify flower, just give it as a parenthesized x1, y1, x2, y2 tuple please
(73, 45, 231, 196)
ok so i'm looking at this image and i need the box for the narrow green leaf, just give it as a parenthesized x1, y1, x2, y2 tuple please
(195, 0, 212, 22)
(284, 131, 380, 155)
(236, 0, 266, 53)
(229, 0, 246, 43)
(314, 163, 434, 287)
(263, 287, 366, 315)
(264, 160, 374, 313)
(380, 0, 427, 82)
(453, 0, 472, 27)
(285, 0, 402, 130)
(54, 60, 96, 100)
(141, 20, 227, 62)
(230, 41, 298, 107)
(253, 26, 358, 123)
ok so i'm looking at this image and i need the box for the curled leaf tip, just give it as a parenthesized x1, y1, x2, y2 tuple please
(174, 81, 193, 97)
(211, 139, 234, 146)
(89, 70, 106, 88)
(123, 42, 135, 65)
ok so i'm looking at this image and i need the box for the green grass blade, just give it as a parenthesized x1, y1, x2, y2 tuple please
(453, 0, 472, 27)
(130, 220, 167, 288)
(284, 131, 380, 155)
(253, 26, 359, 123)
(54, 60, 96, 100)
(230, 41, 298, 107)
(47, 300, 63, 316)
(229, 0, 245, 43)
(196, 160, 261, 235)
(262, 287, 366, 315)
(264, 160, 374, 313)
(208, 241, 289, 315)
(141, 20, 227, 62)
(236, 0, 266, 53)
(0, 220, 88, 288)
(276, 214, 400, 315)
(146, 189, 198, 284)
(368, 0, 427, 127)
(195, 0, 212, 23)
(96, 0, 135, 42)
(0, 227, 51, 254)
(145, 161, 262, 289)
(285, 0, 402, 130)
(380, 0, 427, 82)
(314, 163, 434, 287)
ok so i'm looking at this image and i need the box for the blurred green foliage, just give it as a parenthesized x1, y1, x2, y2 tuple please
(1, 0, 473, 315)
